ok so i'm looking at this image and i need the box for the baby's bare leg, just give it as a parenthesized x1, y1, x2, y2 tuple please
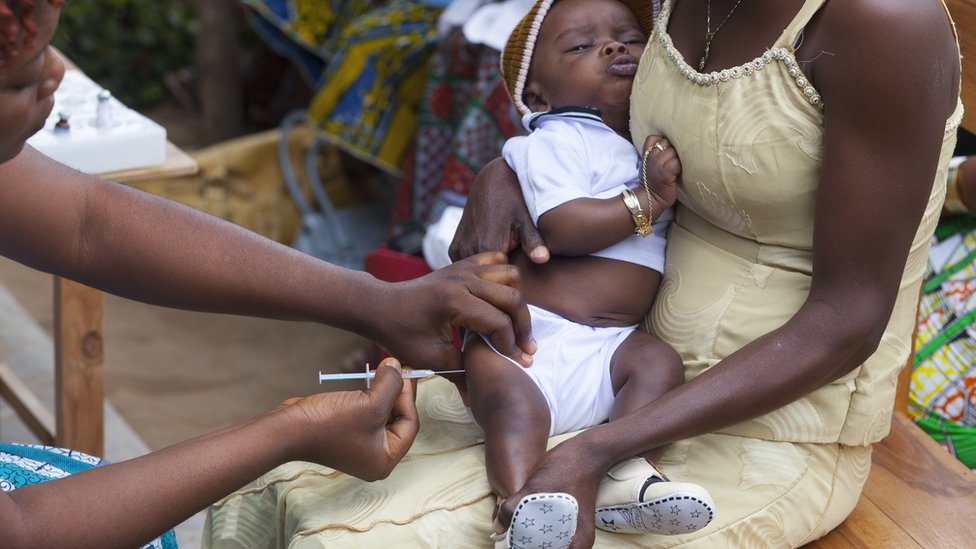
(464, 337, 551, 502)
(599, 332, 715, 535)
(609, 331, 683, 461)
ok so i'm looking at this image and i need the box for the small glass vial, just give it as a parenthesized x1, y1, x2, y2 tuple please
(95, 89, 115, 129)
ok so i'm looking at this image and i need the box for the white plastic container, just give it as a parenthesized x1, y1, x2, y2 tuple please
(27, 71, 167, 174)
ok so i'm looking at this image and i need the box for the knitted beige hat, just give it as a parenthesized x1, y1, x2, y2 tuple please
(501, 0, 655, 116)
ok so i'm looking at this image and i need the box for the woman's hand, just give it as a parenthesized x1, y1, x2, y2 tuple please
(449, 157, 549, 264)
(279, 358, 418, 481)
(371, 251, 535, 369)
(641, 135, 680, 217)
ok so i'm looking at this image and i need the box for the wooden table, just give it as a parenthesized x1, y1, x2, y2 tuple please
(0, 57, 199, 456)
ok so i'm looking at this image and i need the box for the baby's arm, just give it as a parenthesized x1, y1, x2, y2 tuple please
(537, 135, 679, 256)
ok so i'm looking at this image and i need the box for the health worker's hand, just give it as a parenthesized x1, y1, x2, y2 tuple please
(277, 358, 418, 481)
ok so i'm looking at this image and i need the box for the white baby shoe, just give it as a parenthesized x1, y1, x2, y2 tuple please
(491, 492, 578, 549)
(594, 458, 714, 535)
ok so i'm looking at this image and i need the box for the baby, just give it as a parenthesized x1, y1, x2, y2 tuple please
(462, 0, 715, 548)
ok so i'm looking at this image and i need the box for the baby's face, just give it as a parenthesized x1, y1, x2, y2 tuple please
(0, 1, 64, 164)
(524, 0, 646, 130)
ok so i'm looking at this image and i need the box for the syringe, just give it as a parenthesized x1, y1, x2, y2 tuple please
(318, 368, 465, 384)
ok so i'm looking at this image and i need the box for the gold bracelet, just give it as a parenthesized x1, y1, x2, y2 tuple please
(621, 189, 652, 237)
(945, 163, 968, 214)
(640, 148, 656, 227)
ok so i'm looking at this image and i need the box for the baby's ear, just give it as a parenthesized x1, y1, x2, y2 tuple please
(523, 82, 551, 112)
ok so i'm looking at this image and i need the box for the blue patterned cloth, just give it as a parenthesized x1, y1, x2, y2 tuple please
(0, 442, 179, 548)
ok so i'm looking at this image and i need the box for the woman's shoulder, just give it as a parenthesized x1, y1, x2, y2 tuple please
(818, 0, 955, 47)
(811, 0, 957, 105)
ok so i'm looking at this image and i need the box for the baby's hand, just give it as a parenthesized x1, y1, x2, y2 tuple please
(640, 135, 680, 215)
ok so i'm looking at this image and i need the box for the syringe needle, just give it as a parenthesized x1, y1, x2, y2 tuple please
(318, 369, 465, 383)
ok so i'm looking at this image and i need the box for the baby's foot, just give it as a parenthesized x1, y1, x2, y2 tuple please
(490, 492, 577, 549)
(594, 458, 714, 535)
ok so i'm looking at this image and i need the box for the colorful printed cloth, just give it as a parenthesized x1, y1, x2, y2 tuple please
(390, 27, 524, 232)
(912, 215, 976, 470)
(242, 0, 449, 175)
(0, 442, 179, 548)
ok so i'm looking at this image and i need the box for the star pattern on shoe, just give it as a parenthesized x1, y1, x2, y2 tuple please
(595, 459, 718, 537)
(505, 493, 577, 549)
(595, 491, 715, 536)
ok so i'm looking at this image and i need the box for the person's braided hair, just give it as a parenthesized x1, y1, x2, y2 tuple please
(0, 0, 62, 70)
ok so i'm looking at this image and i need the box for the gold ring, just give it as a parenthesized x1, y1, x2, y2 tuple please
(653, 141, 667, 152)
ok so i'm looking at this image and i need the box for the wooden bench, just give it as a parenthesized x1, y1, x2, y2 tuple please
(809, 5, 976, 546)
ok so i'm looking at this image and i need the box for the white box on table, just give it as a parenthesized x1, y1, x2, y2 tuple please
(27, 70, 167, 174)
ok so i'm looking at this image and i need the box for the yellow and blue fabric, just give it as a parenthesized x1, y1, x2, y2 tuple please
(241, 0, 450, 174)
(0, 442, 179, 548)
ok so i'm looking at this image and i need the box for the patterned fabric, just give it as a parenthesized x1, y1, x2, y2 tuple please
(391, 27, 523, 232)
(242, 0, 448, 175)
(911, 215, 976, 469)
(0, 443, 179, 549)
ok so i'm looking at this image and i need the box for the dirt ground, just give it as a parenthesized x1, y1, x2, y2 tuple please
(0, 255, 373, 450)
(0, 99, 378, 450)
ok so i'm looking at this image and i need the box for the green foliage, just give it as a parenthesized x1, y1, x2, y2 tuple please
(51, 0, 197, 108)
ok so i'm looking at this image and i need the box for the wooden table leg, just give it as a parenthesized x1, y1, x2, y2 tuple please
(54, 276, 104, 456)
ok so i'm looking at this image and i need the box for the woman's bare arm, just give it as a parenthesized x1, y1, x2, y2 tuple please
(0, 147, 534, 368)
(1, 359, 416, 549)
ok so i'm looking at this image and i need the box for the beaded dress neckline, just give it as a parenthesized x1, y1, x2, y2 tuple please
(655, 0, 824, 109)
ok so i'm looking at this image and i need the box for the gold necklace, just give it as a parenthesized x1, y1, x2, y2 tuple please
(699, 0, 746, 71)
